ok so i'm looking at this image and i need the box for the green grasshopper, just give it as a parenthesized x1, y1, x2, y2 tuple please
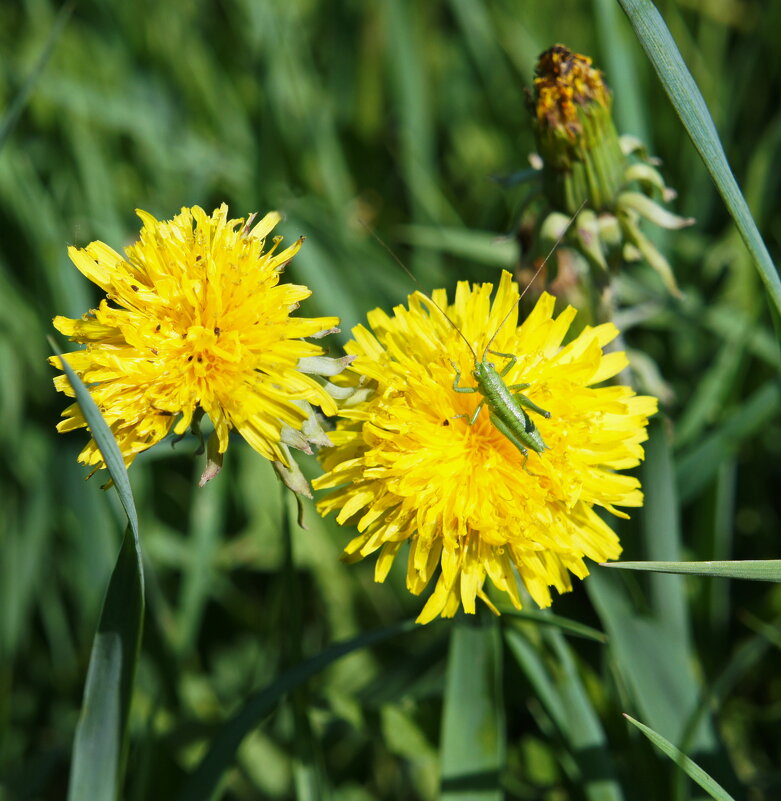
(417, 207, 584, 463)
(450, 347, 550, 461)
(367, 205, 581, 463)
(416, 289, 551, 464)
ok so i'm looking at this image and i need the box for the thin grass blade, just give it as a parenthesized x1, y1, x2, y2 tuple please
(281, 495, 324, 801)
(497, 608, 607, 643)
(176, 469, 225, 656)
(399, 225, 517, 267)
(676, 380, 781, 503)
(617, 0, 781, 317)
(603, 559, 781, 582)
(0, 2, 73, 153)
(623, 714, 737, 801)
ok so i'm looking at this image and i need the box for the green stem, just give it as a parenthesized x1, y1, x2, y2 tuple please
(281, 491, 323, 800)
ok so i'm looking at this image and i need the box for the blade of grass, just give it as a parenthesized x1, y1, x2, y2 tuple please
(2, 482, 50, 658)
(504, 626, 624, 801)
(673, 333, 747, 448)
(440, 616, 504, 801)
(674, 629, 769, 800)
(708, 460, 737, 635)
(281, 493, 324, 801)
(742, 612, 781, 651)
(589, 423, 720, 766)
(176, 467, 226, 656)
(587, 568, 717, 751)
(38, 572, 79, 678)
(67, 527, 143, 801)
(176, 620, 418, 801)
(380, 705, 439, 792)
(593, 0, 650, 142)
(545, 631, 624, 801)
(642, 421, 688, 639)
(386, 0, 448, 285)
(623, 714, 737, 801)
(504, 626, 566, 731)
(53, 345, 144, 801)
(675, 380, 781, 503)
(0, 2, 73, 153)
(702, 303, 781, 370)
(603, 560, 781, 582)
(617, 0, 781, 318)
(497, 608, 607, 643)
(447, 0, 516, 120)
(399, 225, 517, 268)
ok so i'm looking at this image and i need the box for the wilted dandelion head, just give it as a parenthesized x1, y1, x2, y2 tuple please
(532, 44, 611, 138)
(50, 204, 339, 474)
(525, 44, 694, 296)
(314, 271, 657, 623)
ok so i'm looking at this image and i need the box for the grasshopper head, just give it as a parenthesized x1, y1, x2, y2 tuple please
(473, 360, 491, 383)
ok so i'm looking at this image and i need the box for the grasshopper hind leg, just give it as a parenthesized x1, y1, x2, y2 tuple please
(489, 411, 531, 466)
(513, 391, 551, 420)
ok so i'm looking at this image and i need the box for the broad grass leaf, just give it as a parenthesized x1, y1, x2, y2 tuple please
(589, 424, 715, 749)
(67, 528, 143, 801)
(440, 617, 504, 801)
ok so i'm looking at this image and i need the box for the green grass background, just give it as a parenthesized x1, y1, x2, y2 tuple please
(2, 0, 781, 799)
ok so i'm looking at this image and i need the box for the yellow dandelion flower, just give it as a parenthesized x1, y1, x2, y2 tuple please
(314, 271, 657, 624)
(51, 204, 339, 473)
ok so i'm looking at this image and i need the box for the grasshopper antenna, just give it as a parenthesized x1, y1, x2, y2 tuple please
(482, 199, 587, 360)
(358, 217, 418, 287)
(358, 218, 478, 360)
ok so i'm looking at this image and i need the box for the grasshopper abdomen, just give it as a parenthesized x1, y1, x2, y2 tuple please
(474, 360, 548, 457)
